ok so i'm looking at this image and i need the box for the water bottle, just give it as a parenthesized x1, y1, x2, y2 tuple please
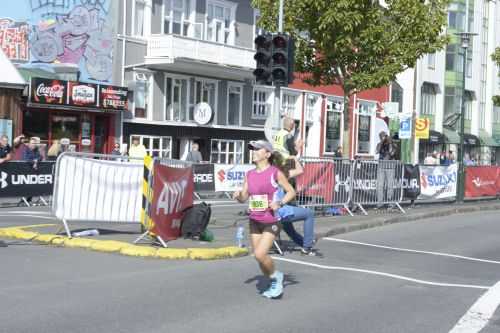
(72, 229, 100, 237)
(235, 226, 245, 248)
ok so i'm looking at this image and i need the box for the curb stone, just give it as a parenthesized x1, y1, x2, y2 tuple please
(317, 204, 500, 238)
(0, 225, 249, 260)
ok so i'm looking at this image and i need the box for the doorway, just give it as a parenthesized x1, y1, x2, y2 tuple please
(94, 116, 109, 154)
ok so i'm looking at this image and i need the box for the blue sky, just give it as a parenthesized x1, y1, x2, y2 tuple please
(1, 1, 31, 22)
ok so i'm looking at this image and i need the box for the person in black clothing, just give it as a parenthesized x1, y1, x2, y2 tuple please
(0, 135, 12, 164)
(375, 131, 397, 209)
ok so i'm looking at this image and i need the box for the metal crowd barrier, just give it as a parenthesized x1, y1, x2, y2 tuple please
(295, 157, 354, 216)
(52, 152, 144, 237)
(351, 160, 405, 215)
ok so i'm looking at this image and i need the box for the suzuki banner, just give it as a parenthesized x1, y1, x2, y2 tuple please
(0, 162, 55, 197)
(150, 164, 193, 241)
(192, 163, 215, 192)
(465, 166, 499, 198)
(419, 164, 457, 200)
(214, 164, 255, 192)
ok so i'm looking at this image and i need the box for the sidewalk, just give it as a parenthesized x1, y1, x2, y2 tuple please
(1, 199, 499, 259)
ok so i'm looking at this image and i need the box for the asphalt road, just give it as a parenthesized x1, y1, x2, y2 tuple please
(1, 210, 500, 332)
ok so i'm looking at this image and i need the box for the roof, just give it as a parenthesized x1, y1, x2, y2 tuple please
(0, 49, 26, 89)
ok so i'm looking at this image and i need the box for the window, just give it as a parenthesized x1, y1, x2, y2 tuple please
(324, 98, 343, 154)
(421, 83, 437, 115)
(356, 101, 376, 155)
(190, 79, 217, 121)
(210, 139, 244, 164)
(448, 11, 465, 30)
(134, 73, 152, 119)
(163, 0, 197, 37)
(464, 91, 474, 121)
(133, 0, 146, 36)
(281, 91, 299, 117)
(165, 76, 188, 121)
(130, 135, 172, 158)
(427, 53, 436, 69)
(444, 86, 462, 116)
(305, 94, 320, 122)
(206, 0, 235, 44)
(227, 84, 242, 126)
(253, 88, 272, 119)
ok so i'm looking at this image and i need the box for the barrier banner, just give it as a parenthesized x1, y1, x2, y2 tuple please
(214, 164, 255, 192)
(192, 163, 215, 192)
(498, 167, 500, 195)
(150, 164, 193, 241)
(419, 164, 457, 200)
(403, 164, 420, 200)
(465, 166, 498, 198)
(296, 162, 335, 203)
(0, 161, 55, 197)
(351, 161, 378, 202)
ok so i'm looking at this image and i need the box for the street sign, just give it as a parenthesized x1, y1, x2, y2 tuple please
(415, 118, 430, 139)
(399, 117, 412, 139)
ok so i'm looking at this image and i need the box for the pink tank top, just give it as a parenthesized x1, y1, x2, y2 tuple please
(247, 165, 279, 223)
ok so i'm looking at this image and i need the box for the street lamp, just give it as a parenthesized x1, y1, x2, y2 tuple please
(454, 32, 477, 203)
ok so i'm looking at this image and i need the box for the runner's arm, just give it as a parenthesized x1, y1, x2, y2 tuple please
(233, 177, 249, 203)
(276, 171, 296, 205)
(287, 156, 304, 179)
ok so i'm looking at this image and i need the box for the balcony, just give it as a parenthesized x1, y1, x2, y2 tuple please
(145, 35, 255, 78)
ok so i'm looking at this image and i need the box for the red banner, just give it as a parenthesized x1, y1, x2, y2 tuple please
(150, 164, 193, 241)
(465, 166, 499, 198)
(296, 162, 334, 203)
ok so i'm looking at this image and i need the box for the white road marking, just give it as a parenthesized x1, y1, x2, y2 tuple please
(449, 281, 500, 333)
(0, 214, 56, 220)
(324, 237, 500, 265)
(272, 256, 491, 290)
(0, 211, 51, 215)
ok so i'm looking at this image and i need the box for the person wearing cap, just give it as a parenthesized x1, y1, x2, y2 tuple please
(233, 140, 295, 299)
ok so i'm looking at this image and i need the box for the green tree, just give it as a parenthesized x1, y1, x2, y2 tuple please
(491, 48, 500, 107)
(253, 0, 449, 155)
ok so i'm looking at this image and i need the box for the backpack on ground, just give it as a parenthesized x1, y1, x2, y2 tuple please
(181, 202, 212, 239)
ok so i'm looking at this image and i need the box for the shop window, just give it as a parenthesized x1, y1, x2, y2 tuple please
(210, 139, 243, 164)
(165, 76, 189, 121)
(131, 135, 172, 158)
(356, 101, 376, 155)
(51, 115, 80, 143)
(227, 84, 242, 126)
(324, 98, 343, 154)
(206, 0, 235, 45)
(252, 88, 272, 119)
(23, 111, 49, 142)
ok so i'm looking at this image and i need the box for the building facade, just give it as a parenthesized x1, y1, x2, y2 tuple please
(397, 0, 500, 165)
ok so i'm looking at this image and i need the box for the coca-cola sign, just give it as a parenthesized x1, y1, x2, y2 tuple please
(30, 78, 67, 105)
(68, 81, 97, 107)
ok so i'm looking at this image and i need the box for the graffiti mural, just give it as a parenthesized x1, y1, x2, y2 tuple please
(29, 0, 114, 82)
(0, 19, 30, 62)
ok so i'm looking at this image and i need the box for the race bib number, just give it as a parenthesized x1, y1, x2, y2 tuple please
(249, 195, 269, 212)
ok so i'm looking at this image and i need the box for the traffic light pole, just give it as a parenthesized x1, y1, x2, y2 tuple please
(278, 0, 284, 32)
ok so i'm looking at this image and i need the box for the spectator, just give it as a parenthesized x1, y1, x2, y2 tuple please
(273, 117, 298, 159)
(335, 146, 343, 158)
(13, 135, 28, 160)
(0, 135, 12, 164)
(424, 152, 436, 165)
(47, 140, 62, 161)
(23, 137, 42, 168)
(111, 143, 122, 156)
(464, 153, 474, 166)
(439, 151, 450, 166)
(128, 136, 147, 159)
(448, 150, 456, 163)
(375, 131, 397, 209)
(186, 142, 203, 163)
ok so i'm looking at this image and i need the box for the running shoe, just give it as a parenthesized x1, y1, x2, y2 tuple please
(262, 271, 284, 299)
(300, 247, 321, 257)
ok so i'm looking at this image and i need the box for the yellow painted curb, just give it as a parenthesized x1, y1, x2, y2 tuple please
(0, 225, 249, 260)
(120, 245, 158, 257)
(156, 248, 190, 259)
(90, 240, 128, 253)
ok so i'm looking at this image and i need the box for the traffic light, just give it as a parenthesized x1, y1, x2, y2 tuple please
(253, 34, 272, 84)
(271, 33, 293, 85)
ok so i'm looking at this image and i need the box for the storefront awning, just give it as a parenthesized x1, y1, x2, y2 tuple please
(463, 133, 480, 146)
(427, 130, 445, 144)
(479, 130, 499, 147)
(443, 128, 460, 144)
